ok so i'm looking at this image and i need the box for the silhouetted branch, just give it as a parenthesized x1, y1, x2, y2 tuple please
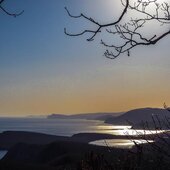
(65, 0, 129, 42)
(0, 0, 24, 17)
(65, 0, 170, 59)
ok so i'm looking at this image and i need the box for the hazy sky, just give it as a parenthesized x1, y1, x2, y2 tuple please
(0, 0, 170, 116)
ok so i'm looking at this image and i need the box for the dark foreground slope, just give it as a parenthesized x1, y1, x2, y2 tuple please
(1, 141, 116, 170)
(0, 131, 125, 150)
(0, 131, 122, 170)
(1, 140, 170, 170)
(0, 130, 170, 170)
(3, 141, 111, 163)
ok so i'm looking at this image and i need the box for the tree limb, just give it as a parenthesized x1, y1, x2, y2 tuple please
(65, 0, 170, 59)
(0, 0, 24, 17)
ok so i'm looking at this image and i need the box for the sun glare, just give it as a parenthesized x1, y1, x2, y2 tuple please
(126, 0, 169, 13)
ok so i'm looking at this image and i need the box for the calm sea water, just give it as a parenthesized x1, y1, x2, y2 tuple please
(0, 117, 163, 151)
(0, 117, 114, 136)
(0, 117, 111, 159)
(0, 117, 163, 137)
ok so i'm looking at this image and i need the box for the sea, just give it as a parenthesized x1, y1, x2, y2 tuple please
(0, 117, 161, 158)
(0, 117, 115, 136)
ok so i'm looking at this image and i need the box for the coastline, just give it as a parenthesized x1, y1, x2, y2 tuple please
(0, 130, 158, 150)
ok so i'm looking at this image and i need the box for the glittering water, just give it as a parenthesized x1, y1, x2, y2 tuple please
(89, 139, 154, 149)
(0, 118, 166, 149)
(0, 118, 124, 136)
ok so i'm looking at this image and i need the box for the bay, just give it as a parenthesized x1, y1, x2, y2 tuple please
(0, 117, 114, 136)
(0, 117, 164, 148)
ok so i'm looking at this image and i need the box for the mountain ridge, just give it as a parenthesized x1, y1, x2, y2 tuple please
(105, 107, 170, 128)
(47, 112, 124, 120)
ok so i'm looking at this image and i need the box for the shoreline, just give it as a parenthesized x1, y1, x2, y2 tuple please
(0, 130, 159, 150)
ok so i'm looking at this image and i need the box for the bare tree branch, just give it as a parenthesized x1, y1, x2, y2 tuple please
(0, 0, 24, 17)
(65, 0, 129, 41)
(65, 0, 170, 59)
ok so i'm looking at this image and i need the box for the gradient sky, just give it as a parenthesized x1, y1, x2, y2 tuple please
(0, 0, 170, 116)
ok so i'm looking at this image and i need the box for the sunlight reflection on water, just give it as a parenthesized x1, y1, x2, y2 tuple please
(103, 129, 166, 136)
(96, 125, 166, 136)
(0, 118, 168, 149)
(0, 118, 167, 137)
(92, 125, 167, 148)
(89, 139, 154, 149)
(96, 125, 132, 130)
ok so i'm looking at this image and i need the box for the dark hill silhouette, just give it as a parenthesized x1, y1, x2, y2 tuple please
(2, 141, 116, 169)
(0, 131, 69, 150)
(0, 131, 123, 150)
(105, 108, 170, 128)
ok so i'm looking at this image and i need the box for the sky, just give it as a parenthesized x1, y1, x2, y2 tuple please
(0, 0, 170, 116)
